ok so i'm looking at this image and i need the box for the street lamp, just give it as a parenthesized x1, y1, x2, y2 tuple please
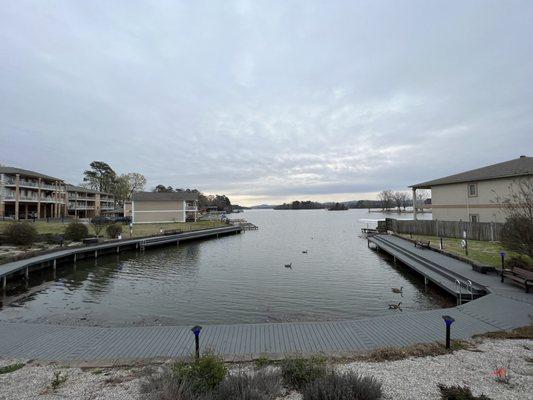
(500, 251, 506, 283)
(442, 315, 455, 349)
(191, 325, 202, 359)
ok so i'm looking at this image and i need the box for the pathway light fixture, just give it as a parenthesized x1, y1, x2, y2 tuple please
(442, 315, 455, 349)
(191, 325, 202, 359)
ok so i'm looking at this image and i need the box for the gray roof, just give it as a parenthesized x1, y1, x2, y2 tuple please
(411, 156, 533, 189)
(132, 191, 199, 202)
(0, 166, 63, 182)
(66, 184, 111, 195)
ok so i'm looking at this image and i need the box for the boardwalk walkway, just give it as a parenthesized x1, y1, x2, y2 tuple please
(0, 225, 241, 282)
(0, 234, 531, 364)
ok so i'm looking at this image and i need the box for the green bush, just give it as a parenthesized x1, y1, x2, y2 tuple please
(208, 370, 282, 400)
(172, 353, 227, 394)
(0, 363, 25, 375)
(64, 221, 89, 241)
(438, 384, 491, 400)
(106, 223, 123, 239)
(3, 222, 37, 245)
(280, 355, 327, 390)
(303, 371, 382, 400)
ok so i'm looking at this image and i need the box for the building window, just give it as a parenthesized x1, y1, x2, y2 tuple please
(469, 214, 479, 223)
(468, 183, 477, 197)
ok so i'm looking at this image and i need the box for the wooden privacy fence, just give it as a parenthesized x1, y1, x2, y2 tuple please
(379, 218, 504, 241)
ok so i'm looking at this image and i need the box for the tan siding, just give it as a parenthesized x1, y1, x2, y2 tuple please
(135, 200, 184, 211)
(134, 211, 185, 223)
(132, 200, 185, 223)
(431, 176, 532, 223)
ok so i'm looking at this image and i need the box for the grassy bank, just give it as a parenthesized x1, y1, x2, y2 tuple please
(0, 220, 228, 238)
(398, 233, 512, 268)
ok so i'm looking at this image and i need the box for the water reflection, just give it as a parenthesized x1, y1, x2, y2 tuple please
(0, 209, 453, 326)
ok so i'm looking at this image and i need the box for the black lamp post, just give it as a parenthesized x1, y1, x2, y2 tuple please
(442, 315, 455, 349)
(500, 251, 506, 283)
(191, 325, 202, 359)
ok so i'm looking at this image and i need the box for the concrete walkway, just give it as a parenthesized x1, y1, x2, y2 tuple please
(0, 235, 531, 364)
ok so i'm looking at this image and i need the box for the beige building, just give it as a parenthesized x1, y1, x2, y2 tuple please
(131, 192, 198, 224)
(0, 166, 67, 219)
(0, 166, 115, 220)
(410, 156, 532, 223)
(66, 185, 115, 219)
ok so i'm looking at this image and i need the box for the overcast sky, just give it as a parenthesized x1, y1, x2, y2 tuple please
(1, 1, 532, 206)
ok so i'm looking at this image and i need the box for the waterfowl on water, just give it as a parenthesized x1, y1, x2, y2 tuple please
(302, 250, 308, 254)
(388, 302, 402, 310)
(284, 263, 292, 269)
(391, 286, 403, 294)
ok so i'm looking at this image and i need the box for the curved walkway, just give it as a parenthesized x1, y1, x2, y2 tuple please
(0, 236, 531, 365)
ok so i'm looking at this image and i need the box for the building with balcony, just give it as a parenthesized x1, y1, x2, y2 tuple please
(0, 166, 67, 219)
(66, 185, 115, 219)
(131, 192, 198, 224)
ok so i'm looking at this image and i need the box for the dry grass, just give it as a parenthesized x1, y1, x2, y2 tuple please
(357, 340, 472, 362)
(473, 325, 533, 340)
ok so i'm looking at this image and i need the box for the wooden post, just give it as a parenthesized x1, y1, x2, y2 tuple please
(2, 276, 6, 291)
(94, 250, 98, 258)
(73, 253, 77, 263)
(53, 259, 56, 272)
(25, 267, 29, 280)
(117, 246, 120, 254)
(412, 188, 417, 220)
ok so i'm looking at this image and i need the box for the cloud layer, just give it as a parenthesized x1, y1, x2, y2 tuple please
(1, 1, 532, 205)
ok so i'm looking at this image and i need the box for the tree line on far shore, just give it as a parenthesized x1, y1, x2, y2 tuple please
(80, 161, 233, 211)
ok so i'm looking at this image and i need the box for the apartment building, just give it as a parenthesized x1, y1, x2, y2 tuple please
(66, 185, 115, 219)
(410, 156, 532, 223)
(0, 166, 67, 219)
(0, 166, 115, 220)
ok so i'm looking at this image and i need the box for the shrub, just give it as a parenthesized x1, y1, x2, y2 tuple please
(0, 363, 25, 375)
(3, 222, 37, 245)
(280, 355, 327, 390)
(106, 223, 123, 239)
(302, 371, 382, 400)
(254, 356, 272, 369)
(172, 353, 227, 394)
(141, 369, 195, 400)
(207, 370, 282, 400)
(64, 221, 89, 241)
(438, 384, 491, 400)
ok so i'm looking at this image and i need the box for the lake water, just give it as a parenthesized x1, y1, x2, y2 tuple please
(0, 209, 452, 327)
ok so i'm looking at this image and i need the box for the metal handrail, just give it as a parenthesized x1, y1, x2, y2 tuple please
(455, 279, 462, 305)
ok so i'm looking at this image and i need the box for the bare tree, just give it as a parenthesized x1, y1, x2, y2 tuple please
(392, 191, 408, 212)
(378, 190, 394, 211)
(497, 178, 533, 258)
(414, 190, 430, 211)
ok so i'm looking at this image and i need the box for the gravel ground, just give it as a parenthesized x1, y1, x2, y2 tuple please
(1, 339, 531, 400)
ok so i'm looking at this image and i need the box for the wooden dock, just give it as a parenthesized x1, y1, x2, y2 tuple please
(367, 234, 520, 303)
(0, 225, 242, 290)
(229, 219, 258, 230)
(0, 233, 531, 363)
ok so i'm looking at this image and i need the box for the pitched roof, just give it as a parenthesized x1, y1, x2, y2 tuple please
(132, 191, 199, 201)
(0, 166, 63, 182)
(66, 184, 105, 194)
(411, 156, 533, 189)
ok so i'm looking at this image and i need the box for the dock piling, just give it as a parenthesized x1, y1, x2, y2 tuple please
(2, 276, 6, 291)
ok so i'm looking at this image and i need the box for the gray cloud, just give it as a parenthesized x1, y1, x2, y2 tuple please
(1, 0, 532, 205)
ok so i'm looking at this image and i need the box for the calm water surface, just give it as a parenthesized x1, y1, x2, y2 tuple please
(0, 209, 452, 326)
